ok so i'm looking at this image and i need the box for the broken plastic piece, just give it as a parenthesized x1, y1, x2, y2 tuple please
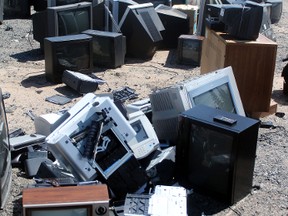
(45, 94, 72, 105)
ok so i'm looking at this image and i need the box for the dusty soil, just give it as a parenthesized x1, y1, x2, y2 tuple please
(0, 2, 288, 216)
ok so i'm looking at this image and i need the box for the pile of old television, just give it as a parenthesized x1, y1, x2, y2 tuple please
(2, 0, 282, 214)
(5, 65, 261, 215)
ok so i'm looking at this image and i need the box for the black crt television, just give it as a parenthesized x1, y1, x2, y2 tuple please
(176, 105, 260, 205)
(119, 2, 165, 59)
(155, 4, 189, 49)
(44, 34, 93, 83)
(32, 2, 93, 48)
(0, 88, 12, 209)
(219, 3, 263, 40)
(177, 34, 204, 66)
(82, 29, 126, 68)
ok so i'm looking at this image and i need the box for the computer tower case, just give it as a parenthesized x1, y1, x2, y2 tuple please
(176, 105, 260, 205)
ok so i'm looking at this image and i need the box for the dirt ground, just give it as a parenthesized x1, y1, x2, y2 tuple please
(0, 1, 288, 216)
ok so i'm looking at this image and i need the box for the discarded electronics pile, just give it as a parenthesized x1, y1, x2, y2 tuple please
(12, 92, 184, 216)
(9, 67, 261, 216)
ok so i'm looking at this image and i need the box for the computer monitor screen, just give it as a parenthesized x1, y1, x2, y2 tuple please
(176, 105, 259, 205)
(44, 34, 93, 83)
(82, 29, 126, 68)
(177, 35, 204, 66)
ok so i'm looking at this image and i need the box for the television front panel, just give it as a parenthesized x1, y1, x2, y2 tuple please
(47, 2, 93, 37)
(176, 105, 260, 204)
(44, 34, 93, 83)
(82, 29, 126, 68)
(219, 3, 263, 40)
(177, 34, 204, 66)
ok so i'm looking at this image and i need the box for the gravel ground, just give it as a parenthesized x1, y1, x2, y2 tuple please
(0, 1, 288, 216)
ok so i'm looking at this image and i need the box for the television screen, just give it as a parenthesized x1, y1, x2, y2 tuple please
(119, 3, 164, 59)
(44, 34, 93, 83)
(127, 110, 159, 159)
(149, 66, 245, 144)
(0, 88, 12, 209)
(177, 34, 204, 66)
(28, 207, 89, 216)
(82, 29, 126, 68)
(192, 83, 235, 113)
(33, 2, 92, 48)
(219, 3, 263, 40)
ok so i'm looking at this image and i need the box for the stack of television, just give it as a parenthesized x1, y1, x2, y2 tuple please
(205, 1, 265, 40)
(149, 66, 245, 145)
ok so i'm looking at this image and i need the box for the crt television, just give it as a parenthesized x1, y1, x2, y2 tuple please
(33, 2, 93, 48)
(219, 3, 264, 40)
(177, 34, 205, 66)
(44, 34, 93, 83)
(0, 88, 12, 209)
(119, 3, 165, 59)
(176, 105, 260, 205)
(82, 29, 126, 69)
(22, 184, 110, 216)
(149, 66, 245, 145)
(155, 4, 189, 49)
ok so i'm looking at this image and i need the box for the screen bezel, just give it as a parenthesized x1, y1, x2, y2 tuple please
(185, 66, 245, 116)
(25, 205, 92, 216)
(47, 2, 93, 37)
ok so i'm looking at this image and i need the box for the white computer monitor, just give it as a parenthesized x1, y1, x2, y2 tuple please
(127, 110, 159, 159)
(149, 66, 245, 144)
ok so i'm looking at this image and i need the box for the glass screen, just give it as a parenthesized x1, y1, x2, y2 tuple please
(131, 119, 148, 142)
(31, 207, 88, 216)
(182, 39, 200, 63)
(58, 8, 90, 36)
(55, 41, 90, 72)
(188, 123, 233, 195)
(193, 83, 236, 113)
(92, 36, 111, 65)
